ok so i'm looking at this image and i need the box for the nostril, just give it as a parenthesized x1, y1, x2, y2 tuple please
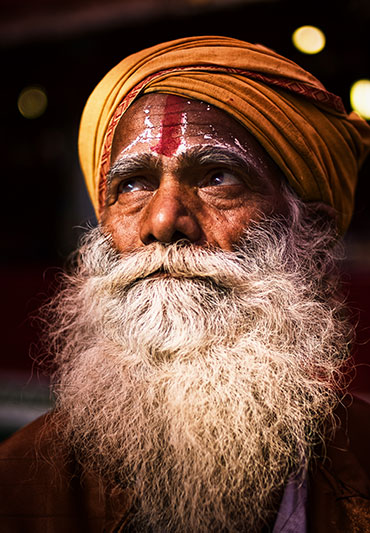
(143, 230, 190, 245)
(142, 233, 157, 245)
(171, 230, 190, 243)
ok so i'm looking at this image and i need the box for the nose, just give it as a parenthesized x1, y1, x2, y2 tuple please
(139, 184, 202, 244)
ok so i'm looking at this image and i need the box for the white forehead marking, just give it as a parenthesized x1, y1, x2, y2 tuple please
(233, 137, 249, 155)
(233, 136, 269, 169)
(144, 113, 153, 128)
(119, 106, 160, 155)
(174, 110, 188, 155)
(117, 103, 260, 165)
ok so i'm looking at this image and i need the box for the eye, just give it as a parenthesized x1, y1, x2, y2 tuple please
(203, 170, 242, 187)
(117, 178, 152, 194)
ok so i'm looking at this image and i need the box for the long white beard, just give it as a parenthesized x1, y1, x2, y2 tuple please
(46, 201, 352, 532)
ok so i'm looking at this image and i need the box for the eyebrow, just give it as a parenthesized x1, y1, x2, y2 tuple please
(108, 145, 252, 181)
(107, 152, 161, 187)
(176, 145, 253, 175)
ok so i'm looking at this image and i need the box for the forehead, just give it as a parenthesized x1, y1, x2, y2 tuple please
(110, 94, 279, 175)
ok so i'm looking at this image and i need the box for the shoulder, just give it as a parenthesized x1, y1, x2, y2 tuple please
(0, 413, 50, 457)
(308, 393, 370, 532)
(0, 413, 56, 488)
(0, 413, 106, 532)
(0, 414, 133, 532)
(332, 393, 370, 479)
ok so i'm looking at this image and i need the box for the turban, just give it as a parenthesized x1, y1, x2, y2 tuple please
(78, 35, 370, 233)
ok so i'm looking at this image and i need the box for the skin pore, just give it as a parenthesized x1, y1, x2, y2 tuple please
(102, 93, 289, 252)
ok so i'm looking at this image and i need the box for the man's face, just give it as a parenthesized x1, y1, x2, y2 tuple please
(102, 94, 289, 252)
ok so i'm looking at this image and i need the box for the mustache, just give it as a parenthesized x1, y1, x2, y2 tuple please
(83, 235, 255, 290)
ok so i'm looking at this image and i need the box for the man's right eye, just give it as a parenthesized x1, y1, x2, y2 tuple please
(117, 178, 151, 194)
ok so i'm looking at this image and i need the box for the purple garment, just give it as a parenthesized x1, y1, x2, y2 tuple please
(272, 471, 307, 533)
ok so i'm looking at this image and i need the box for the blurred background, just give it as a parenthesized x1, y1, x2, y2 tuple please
(1, 0, 370, 440)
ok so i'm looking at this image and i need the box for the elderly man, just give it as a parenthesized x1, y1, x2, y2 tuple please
(1, 36, 370, 532)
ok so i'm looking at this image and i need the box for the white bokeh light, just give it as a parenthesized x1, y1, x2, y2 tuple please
(350, 80, 370, 120)
(292, 26, 326, 55)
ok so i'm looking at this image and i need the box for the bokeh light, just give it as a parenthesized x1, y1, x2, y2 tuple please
(17, 86, 48, 119)
(350, 80, 370, 120)
(292, 26, 326, 55)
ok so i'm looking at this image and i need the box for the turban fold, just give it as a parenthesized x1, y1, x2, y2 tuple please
(78, 35, 370, 232)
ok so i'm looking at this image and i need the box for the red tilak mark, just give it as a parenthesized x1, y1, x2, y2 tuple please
(152, 95, 185, 156)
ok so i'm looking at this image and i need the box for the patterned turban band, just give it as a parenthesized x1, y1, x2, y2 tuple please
(78, 35, 370, 233)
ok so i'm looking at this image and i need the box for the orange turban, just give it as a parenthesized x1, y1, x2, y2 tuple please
(78, 35, 370, 233)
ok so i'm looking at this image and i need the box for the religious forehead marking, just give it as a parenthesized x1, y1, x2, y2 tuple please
(151, 95, 186, 157)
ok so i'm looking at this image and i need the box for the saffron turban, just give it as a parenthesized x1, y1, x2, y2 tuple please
(78, 35, 370, 233)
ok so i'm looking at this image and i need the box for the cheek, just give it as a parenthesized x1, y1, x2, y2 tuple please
(219, 220, 249, 249)
(101, 211, 140, 253)
(201, 208, 254, 250)
(210, 193, 280, 248)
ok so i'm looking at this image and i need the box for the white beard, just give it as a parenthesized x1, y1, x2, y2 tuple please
(46, 200, 352, 532)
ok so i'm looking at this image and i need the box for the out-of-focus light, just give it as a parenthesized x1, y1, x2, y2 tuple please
(350, 80, 370, 120)
(292, 26, 326, 55)
(17, 86, 47, 119)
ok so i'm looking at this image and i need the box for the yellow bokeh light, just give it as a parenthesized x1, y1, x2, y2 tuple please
(292, 26, 326, 55)
(17, 86, 48, 119)
(350, 79, 370, 120)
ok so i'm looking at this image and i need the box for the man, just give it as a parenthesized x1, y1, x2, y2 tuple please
(1, 35, 370, 532)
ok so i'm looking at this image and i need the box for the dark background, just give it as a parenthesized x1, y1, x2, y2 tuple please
(1, 0, 369, 439)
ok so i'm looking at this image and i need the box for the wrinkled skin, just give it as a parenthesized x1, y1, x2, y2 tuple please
(102, 93, 289, 252)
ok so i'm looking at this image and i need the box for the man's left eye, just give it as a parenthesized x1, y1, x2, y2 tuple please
(204, 171, 242, 187)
